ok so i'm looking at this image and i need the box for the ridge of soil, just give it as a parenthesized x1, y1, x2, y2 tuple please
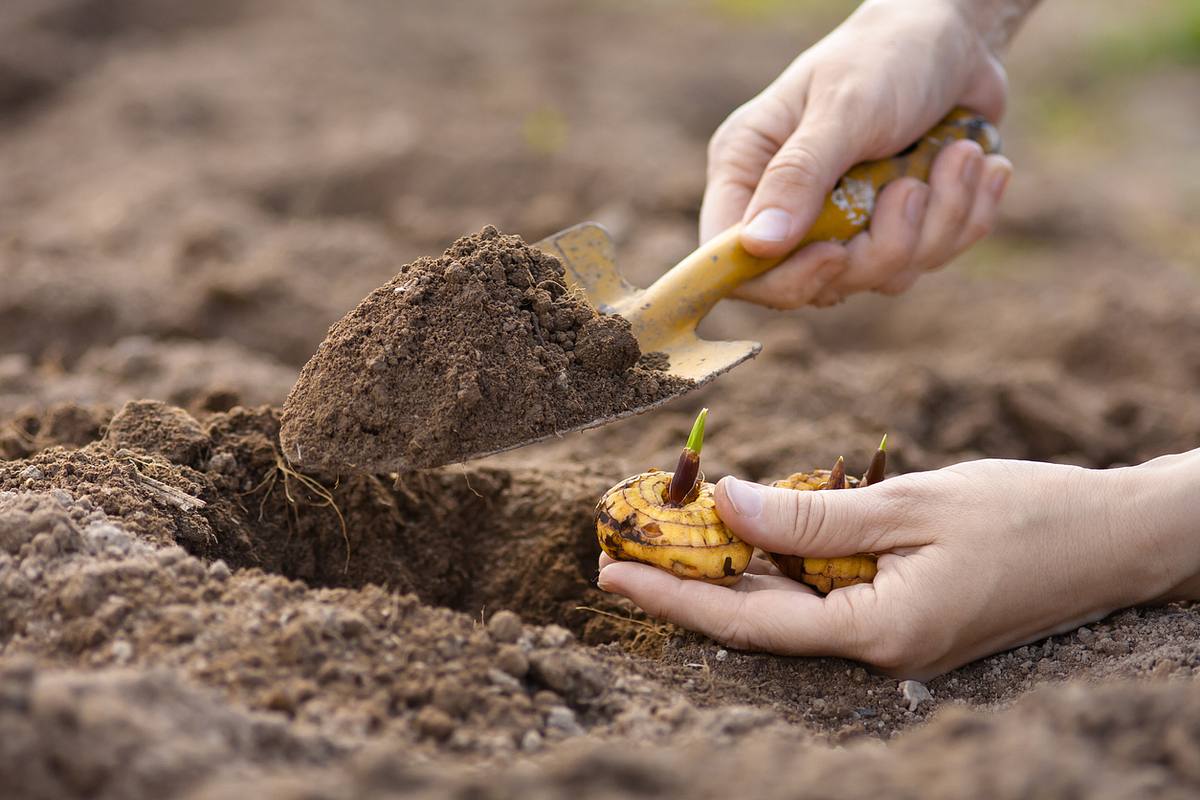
(280, 226, 692, 473)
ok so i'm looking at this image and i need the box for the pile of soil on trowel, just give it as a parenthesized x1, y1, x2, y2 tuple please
(280, 226, 692, 472)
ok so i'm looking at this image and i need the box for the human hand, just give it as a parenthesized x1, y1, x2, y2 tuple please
(703, 0, 1014, 308)
(597, 454, 1200, 679)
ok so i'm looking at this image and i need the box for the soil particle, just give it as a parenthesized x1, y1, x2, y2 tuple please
(279, 226, 692, 472)
(486, 609, 524, 644)
(106, 399, 208, 467)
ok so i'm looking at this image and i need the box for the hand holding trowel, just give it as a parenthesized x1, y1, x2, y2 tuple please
(280, 108, 999, 473)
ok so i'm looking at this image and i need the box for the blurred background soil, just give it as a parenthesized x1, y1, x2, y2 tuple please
(1, 0, 1199, 797)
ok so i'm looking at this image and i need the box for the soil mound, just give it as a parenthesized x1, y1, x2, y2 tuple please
(279, 226, 692, 473)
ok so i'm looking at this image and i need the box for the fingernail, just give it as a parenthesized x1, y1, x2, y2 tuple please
(904, 185, 929, 226)
(596, 565, 613, 591)
(722, 477, 763, 519)
(988, 167, 1011, 201)
(743, 208, 792, 243)
(961, 154, 982, 186)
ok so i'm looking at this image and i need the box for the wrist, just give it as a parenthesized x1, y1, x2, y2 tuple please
(1110, 449, 1200, 604)
(943, 0, 1041, 55)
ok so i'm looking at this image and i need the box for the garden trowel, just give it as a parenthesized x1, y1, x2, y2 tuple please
(532, 107, 999, 405)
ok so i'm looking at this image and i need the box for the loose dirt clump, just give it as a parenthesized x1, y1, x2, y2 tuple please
(279, 226, 693, 472)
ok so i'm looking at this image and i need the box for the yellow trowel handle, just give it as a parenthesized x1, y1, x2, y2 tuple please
(631, 107, 999, 346)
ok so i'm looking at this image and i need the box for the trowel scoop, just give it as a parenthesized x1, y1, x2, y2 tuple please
(282, 108, 997, 473)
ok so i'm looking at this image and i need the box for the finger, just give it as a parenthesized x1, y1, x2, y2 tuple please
(824, 177, 928, 297)
(700, 94, 800, 244)
(811, 285, 845, 307)
(729, 241, 847, 309)
(739, 114, 857, 259)
(714, 475, 921, 557)
(731, 571, 817, 594)
(606, 551, 797, 587)
(747, 554, 783, 576)
(911, 139, 985, 271)
(959, 54, 1009, 124)
(597, 560, 879, 656)
(950, 154, 1012, 254)
(875, 268, 921, 296)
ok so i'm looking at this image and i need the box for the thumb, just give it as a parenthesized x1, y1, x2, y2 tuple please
(714, 475, 910, 557)
(739, 116, 856, 259)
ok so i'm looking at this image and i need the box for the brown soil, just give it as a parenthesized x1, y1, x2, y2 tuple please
(280, 226, 691, 472)
(3, 0, 1200, 797)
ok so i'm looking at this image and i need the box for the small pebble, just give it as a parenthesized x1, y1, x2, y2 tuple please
(520, 730, 544, 752)
(899, 680, 932, 712)
(19, 466, 43, 481)
(487, 668, 521, 690)
(110, 640, 133, 664)
(156, 546, 187, 566)
(486, 610, 523, 644)
(1152, 659, 1178, 680)
(715, 649, 728, 662)
(539, 624, 573, 648)
(206, 452, 237, 474)
(414, 707, 456, 741)
(496, 644, 529, 678)
(207, 560, 231, 582)
(1076, 627, 1095, 645)
(545, 705, 583, 735)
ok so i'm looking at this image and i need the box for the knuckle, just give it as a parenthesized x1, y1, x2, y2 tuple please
(963, 216, 993, 244)
(712, 594, 754, 648)
(869, 235, 913, 273)
(942, 191, 974, 225)
(874, 276, 911, 297)
(706, 131, 771, 185)
(773, 281, 814, 310)
(706, 97, 792, 181)
(762, 144, 825, 193)
(847, 605, 913, 671)
(785, 490, 826, 553)
(863, 633, 914, 673)
(812, 287, 844, 308)
(865, 607, 944, 675)
(869, 483, 920, 540)
(706, 121, 735, 164)
(825, 590, 885, 662)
